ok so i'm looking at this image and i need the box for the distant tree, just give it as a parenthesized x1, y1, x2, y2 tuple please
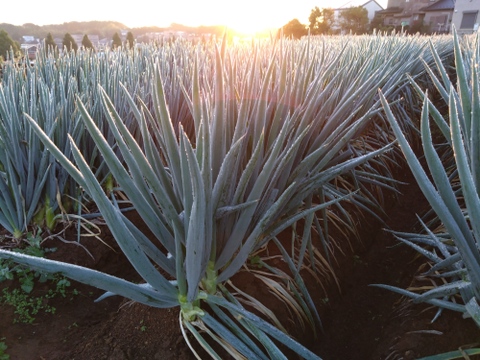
(82, 34, 94, 49)
(281, 19, 308, 39)
(62, 33, 78, 52)
(369, 14, 384, 32)
(112, 32, 122, 48)
(369, 13, 395, 33)
(0, 29, 20, 60)
(339, 6, 369, 34)
(44, 32, 57, 52)
(126, 31, 135, 49)
(309, 7, 335, 35)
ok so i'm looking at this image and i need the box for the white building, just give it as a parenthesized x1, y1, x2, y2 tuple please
(333, 0, 384, 32)
(452, 0, 480, 34)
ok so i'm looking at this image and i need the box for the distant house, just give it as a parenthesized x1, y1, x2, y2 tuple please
(98, 38, 110, 49)
(376, 0, 456, 33)
(23, 45, 38, 60)
(88, 35, 100, 48)
(376, 0, 436, 30)
(333, 0, 384, 33)
(20, 35, 40, 62)
(72, 34, 100, 49)
(71, 34, 83, 47)
(420, 0, 455, 33)
(376, 6, 403, 27)
(22, 35, 36, 43)
(52, 34, 104, 52)
(452, 0, 480, 34)
(54, 38, 63, 50)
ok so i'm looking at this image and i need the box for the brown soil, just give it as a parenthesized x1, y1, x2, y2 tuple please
(1, 167, 479, 360)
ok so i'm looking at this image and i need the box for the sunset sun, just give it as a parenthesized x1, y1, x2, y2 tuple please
(2, 0, 387, 34)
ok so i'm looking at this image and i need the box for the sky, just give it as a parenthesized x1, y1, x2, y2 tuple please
(1, 0, 388, 35)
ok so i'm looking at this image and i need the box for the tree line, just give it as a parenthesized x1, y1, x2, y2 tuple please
(0, 30, 136, 61)
(0, 21, 129, 43)
(0, 9, 381, 61)
(49, 31, 135, 52)
(282, 6, 374, 39)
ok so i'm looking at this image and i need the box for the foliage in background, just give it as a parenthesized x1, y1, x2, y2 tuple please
(0, 30, 19, 60)
(339, 7, 369, 35)
(308, 7, 335, 35)
(81, 34, 94, 50)
(112, 32, 122, 49)
(126, 32, 135, 49)
(281, 19, 308, 39)
(0, 21, 128, 43)
(62, 33, 78, 52)
(0, 22, 229, 45)
(44, 32, 57, 52)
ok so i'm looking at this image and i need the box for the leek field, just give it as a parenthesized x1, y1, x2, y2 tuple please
(0, 31, 480, 359)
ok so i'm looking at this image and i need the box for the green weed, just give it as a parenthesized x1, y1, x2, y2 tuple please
(0, 338, 9, 360)
(0, 232, 75, 323)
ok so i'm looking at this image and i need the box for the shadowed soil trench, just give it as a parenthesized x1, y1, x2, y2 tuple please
(315, 167, 480, 360)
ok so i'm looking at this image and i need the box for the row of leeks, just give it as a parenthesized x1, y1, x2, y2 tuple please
(0, 34, 454, 358)
(0, 42, 195, 238)
(378, 28, 480, 338)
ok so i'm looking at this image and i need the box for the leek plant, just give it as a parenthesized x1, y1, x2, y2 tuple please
(0, 34, 456, 357)
(250, 34, 454, 309)
(0, 45, 161, 238)
(0, 60, 82, 237)
(0, 35, 401, 358)
(377, 29, 480, 327)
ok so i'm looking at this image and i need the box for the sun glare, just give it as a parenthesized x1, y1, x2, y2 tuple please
(218, 5, 288, 37)
(115, 3, 279, 38)
(227, 18, 272, 37)
(2, 0, 325, 36)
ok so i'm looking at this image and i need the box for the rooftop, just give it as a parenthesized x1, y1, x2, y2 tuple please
(376, 6, 403, 14)
(337, 0, 384, 9)
(420, 0, 455, 11)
